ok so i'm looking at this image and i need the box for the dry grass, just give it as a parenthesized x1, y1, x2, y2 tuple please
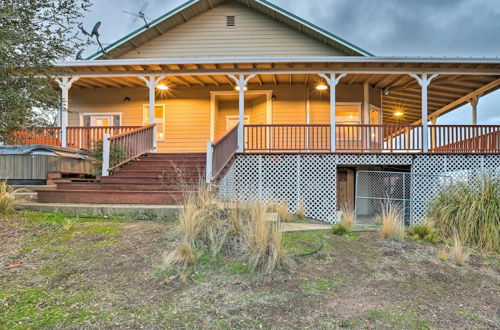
(438, 248, 449, 262)
(163, 185, 288, 276)
(295, 201, 306, 220)
(428, 177, 500, 253)
(379, 202, 405, 240)
(277, 201, 293, 222)
(0, 181, 26, 216)
(340, 202, 355, 227)
(450, 234, 469, 266)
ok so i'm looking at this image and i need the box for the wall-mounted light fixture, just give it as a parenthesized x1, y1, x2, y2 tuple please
(123, 96, 131, 102)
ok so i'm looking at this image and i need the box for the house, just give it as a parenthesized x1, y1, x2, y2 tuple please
(10, 0, 500, 223)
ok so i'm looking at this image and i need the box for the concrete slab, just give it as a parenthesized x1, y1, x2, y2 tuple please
(15, 202, 181, 220)
(282, 222, 332, 232)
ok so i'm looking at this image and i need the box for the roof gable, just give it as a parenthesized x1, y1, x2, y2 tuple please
(88, 0, 373, 60)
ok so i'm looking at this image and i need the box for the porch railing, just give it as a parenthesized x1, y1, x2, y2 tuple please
(244, 124, 423, 152)
(206, 125, 239, 182)
(102, 124, 156, 175)
(8, 126, 141, 150)
(430, 125, 500, 153)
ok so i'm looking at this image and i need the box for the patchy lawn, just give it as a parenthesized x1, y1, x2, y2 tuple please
(1, 212, 499, 329)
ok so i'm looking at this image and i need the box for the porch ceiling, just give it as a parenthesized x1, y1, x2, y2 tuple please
(59, 57, 500, 125)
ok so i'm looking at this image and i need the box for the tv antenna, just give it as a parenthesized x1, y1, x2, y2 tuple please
(78, 21, 106, 54)
(122, 1, 151, 28)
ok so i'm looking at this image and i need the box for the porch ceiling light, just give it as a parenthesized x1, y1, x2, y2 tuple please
(235, 85, 248, 91)
(316, 84, 328, 91)
(394, 111, 404, 117)
(156, 83, 169, 90)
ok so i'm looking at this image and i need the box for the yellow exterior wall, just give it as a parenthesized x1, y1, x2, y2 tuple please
(119, 2, 347, 59)
(69, 84, 381, 153)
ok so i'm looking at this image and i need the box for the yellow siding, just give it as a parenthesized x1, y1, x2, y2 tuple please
(68, 84, 381, 153)
(119, 2, 347, 59)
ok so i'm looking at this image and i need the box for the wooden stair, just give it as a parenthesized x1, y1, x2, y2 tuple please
(36, 153, 206, 204)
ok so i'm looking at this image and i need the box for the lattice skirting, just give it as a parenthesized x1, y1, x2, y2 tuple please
(218, 153, 500, 223)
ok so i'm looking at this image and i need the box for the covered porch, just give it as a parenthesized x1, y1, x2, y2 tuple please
(9, 57, 500, 176)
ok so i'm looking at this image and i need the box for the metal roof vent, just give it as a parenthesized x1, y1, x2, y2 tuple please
(226, 15, 235, 27)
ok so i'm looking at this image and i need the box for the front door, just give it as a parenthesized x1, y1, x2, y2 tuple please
(143, 104, 166, 141)
(91, 115, 112, 126)
(337, 168, 355, 211)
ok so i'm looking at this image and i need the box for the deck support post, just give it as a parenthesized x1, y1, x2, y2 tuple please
(470, 96, 479, 125)
(409, 73, 439, 153)
(55, 76, 79, 148)
(102, 133, 110, 177)
(205, 141, 213, 183)
(228, 73, 255, 152)
(139, 74, 167, 152)
(319, 72, 347, 152)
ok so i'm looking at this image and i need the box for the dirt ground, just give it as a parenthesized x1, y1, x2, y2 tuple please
(1, 212, 499, 329)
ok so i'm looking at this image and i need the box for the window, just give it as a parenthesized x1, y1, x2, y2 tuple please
(143, 104, 166, 142)
(81, 114, 121, 127)
(226, 15, 235, 27)
(226, 115, 249, 130)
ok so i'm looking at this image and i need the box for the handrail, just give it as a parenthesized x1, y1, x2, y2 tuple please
(206, 125, 239, 182)
(430, 125, 500, 153)
(102, 124, 156, 176)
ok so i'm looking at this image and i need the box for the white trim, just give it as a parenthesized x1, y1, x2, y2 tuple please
(142, 103, 166, 142)
(79, 112, 123, 126)
(226, 115, 250, 130)
(58, 56, 500, 67)
(209, 90, 273, 142)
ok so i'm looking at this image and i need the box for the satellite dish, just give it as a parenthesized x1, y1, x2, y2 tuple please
(90, 21, 101, 38)
(122, 1, 151, 28)
(75, 49, 84, 60)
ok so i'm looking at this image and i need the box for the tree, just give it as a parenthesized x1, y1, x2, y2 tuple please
(0, 0, 91, 142)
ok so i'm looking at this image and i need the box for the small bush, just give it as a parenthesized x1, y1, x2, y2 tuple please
(379, 202, 404, 240)
(428, 177, 500, 253)
(339, 202, 355, 227)
(450, 234, 469, 266)
(331, 222, 351, 236)
(89, 141, 126, 178)
(407, 221, 438, 244)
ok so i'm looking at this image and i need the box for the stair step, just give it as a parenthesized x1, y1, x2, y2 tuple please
(110, 170, 203, 178)
(37, 190, 193, 204)
(122, 164, 205, 170)
(56, 182, 198, 191)
(100, 176, 201, 184)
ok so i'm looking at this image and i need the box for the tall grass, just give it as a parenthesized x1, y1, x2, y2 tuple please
(339, 202, 355, 227)
(163, 185, 288, 275)
(379, 202, 405, 240)
(428, 177, 500, 253)
(450, 233, 469, 266)
(1, 181, 18, 215)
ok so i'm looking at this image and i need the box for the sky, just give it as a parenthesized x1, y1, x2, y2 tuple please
(79, 0, 500, 125)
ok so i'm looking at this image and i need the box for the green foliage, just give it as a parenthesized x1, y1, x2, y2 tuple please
(0, 0, 91, 141)
(299, 277, 343, 295)
(428, 177, 500, 253)
(331, 222, 352, 236)
(407, 222, 438, 244)
(89, 141, 126, 177)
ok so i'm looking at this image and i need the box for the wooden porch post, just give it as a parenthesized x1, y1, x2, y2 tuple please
(470, 96, 479, 125)
(319, 73, 347, 152)
(55, 76, 79, 148)
(409, 73, 439, 153)
(228, 73, 255, 152)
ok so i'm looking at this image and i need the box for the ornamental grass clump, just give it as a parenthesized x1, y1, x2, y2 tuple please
(379, 202, 405, 240)
(163, 184, 288, 277)
(0, 181, 28, 216)
(428, 177, 500, 253)
(407, 220, 438, 244)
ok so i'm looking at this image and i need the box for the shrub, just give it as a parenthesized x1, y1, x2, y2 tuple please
(163, 185, 288, 277)
(331, 222, 351, 236)
(379, 202, 405, 240)
(407, 221, 438, 244)
(428, 177, 500, 253)
(89, 141, 126, 178)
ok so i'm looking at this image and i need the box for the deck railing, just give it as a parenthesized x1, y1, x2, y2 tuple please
(206, 125, 239, 182)
(430, 125, 500, 153)
(102, 124, 156, 175)
(244, 124, 424, 152)
(8, 126, 141, 149)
